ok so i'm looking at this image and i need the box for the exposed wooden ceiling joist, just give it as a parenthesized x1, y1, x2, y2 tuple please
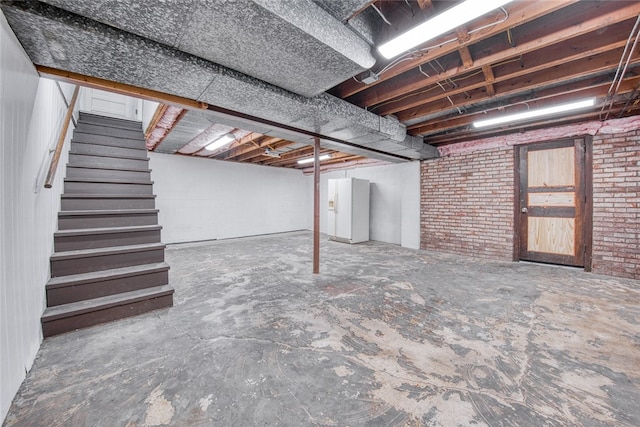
(72, 0, 640, 167)
(348, 4, 640, 110)
(324, 0, 640, 148)
(331, 0, 579, 99)
(412, 75, 640, 139)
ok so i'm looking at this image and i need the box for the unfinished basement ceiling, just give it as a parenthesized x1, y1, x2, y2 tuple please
(145, 107, 381, 173)
(1, 0, 639, 166)
(328, 0, 640, 146)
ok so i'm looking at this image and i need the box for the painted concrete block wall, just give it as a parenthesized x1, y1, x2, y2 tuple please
(420, 147, 515, 259)
(592, 130, 639, 280)
(1, 11, 74, 423)
(149, 152, 310, 243)
(316, 161, 421, 249)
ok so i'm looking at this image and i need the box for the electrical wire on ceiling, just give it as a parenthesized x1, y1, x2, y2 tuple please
(477, 101, 530, 117)
(365, 7, 509, 80)
(617, 83, 640, 118)
(402, 0, 415, 17)
(420, 64, 462, 113)
(599, 14, 640, 121)
(370, 60, 494, 114)
(370, 3, 392, 25)
(369, 64, 481, 113)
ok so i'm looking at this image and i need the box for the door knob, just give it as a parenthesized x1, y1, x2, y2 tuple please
(521, 207, 528, 213)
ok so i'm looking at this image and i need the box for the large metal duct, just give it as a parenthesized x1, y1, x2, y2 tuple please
(0, 1, 438, 160)
(39, 0, 375, 97)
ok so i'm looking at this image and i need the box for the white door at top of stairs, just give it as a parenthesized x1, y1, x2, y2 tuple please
(79, 88, 141, 121)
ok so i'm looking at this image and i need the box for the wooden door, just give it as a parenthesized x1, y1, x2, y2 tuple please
(80, 88, 141, 121)
(516, 139, 591, 267)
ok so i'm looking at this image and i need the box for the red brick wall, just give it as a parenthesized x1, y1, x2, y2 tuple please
(592, 130, 639, 279)
(420, 131, 639, 280)
(420, 147, 514, 260)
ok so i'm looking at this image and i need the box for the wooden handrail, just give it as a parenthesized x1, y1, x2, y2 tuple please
(44, 85, 79, 189)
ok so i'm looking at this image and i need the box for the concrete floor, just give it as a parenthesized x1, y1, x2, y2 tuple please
(4, 231, 640, 426)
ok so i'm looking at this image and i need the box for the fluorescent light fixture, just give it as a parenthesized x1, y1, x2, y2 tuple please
(297, 154, 331, 164)
(204, 134, 235, 151)
(378, 0, 513, 59)
(473, 98, 596, 128)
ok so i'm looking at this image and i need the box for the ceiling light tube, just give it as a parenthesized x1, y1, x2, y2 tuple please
(473, 98, 596, 128)
(297, 154, 331, 164)
(378, 0, 513, 60)
(205, 134, 235, 151)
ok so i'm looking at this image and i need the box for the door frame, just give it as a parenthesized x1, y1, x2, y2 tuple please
(513, 136, 593, 271)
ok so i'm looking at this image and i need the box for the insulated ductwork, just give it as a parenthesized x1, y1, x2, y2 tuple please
(39, 0, 376, 97)
(0, 1, 438, 160)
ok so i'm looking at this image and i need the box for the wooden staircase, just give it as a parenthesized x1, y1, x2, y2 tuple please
(41, 112, 174, 337)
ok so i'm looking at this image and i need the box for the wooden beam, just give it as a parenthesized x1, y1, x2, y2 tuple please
(264, 147, 333, 168)
(482, 65, 496, 97)
(216, 136, 282, 160)
(427, 104, 640, 147)
(402, 48, 640, 124)
(144, 104, 167, 139)
(182, 126, 241, 155)
(374, 26, 633, 116)
(416, 0, 432, 10)
(146, 106, 187, 151)
(243, 141, 295, 163)
(36, 65, 208, 111)
(333, 0, 578, 99)
(455, 26, 471, 44)
(458, 46, 474, 69)
(350, 2, 640, 108)
(313, 137, 320, 275)
(209, 132, 262, 157)
(260, 145, 313, 166)
(410, 76, 640, 136)
(232, 140, 293, 163)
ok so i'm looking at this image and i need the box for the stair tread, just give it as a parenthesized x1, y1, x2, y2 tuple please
(76, 122, 143, 133)
(47, 262, 170, 288)
(73, 126, 144, 136)
(67, 165, 152, 173)
(78, 124, 144, 135)
(64, 177, 153, 185)
(79, 112, 142, 127)
(55, 224, 161, 237)
(76, 121, 143, 132)
(42, 284, 174, 321)
(59, 209, 159, 216)
(68, 150, 149, 161)
(68, 153, 149, 162)
(51, 242, 166, 260)
(71, 140, 147, 151)
(71, 134, 146, 145)
(61, 193, 156, 199)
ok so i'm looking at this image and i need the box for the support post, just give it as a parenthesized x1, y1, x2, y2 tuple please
(313, 137, 320, 274)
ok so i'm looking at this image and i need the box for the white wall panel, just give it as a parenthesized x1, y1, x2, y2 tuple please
(400, 161, 421, 250)
(141, 99, 160, 134)
(1, 11, 73, 423)
(149, 152, 309, 243)
(315, 162, 421, 249)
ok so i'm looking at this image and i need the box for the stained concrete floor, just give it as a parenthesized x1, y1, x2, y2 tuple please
(4, 231, 640, 426)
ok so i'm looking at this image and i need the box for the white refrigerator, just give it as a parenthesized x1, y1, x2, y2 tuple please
(327, 178, 370, 244)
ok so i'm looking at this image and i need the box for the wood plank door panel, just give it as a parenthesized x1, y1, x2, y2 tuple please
(517, 139, 586, 266)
